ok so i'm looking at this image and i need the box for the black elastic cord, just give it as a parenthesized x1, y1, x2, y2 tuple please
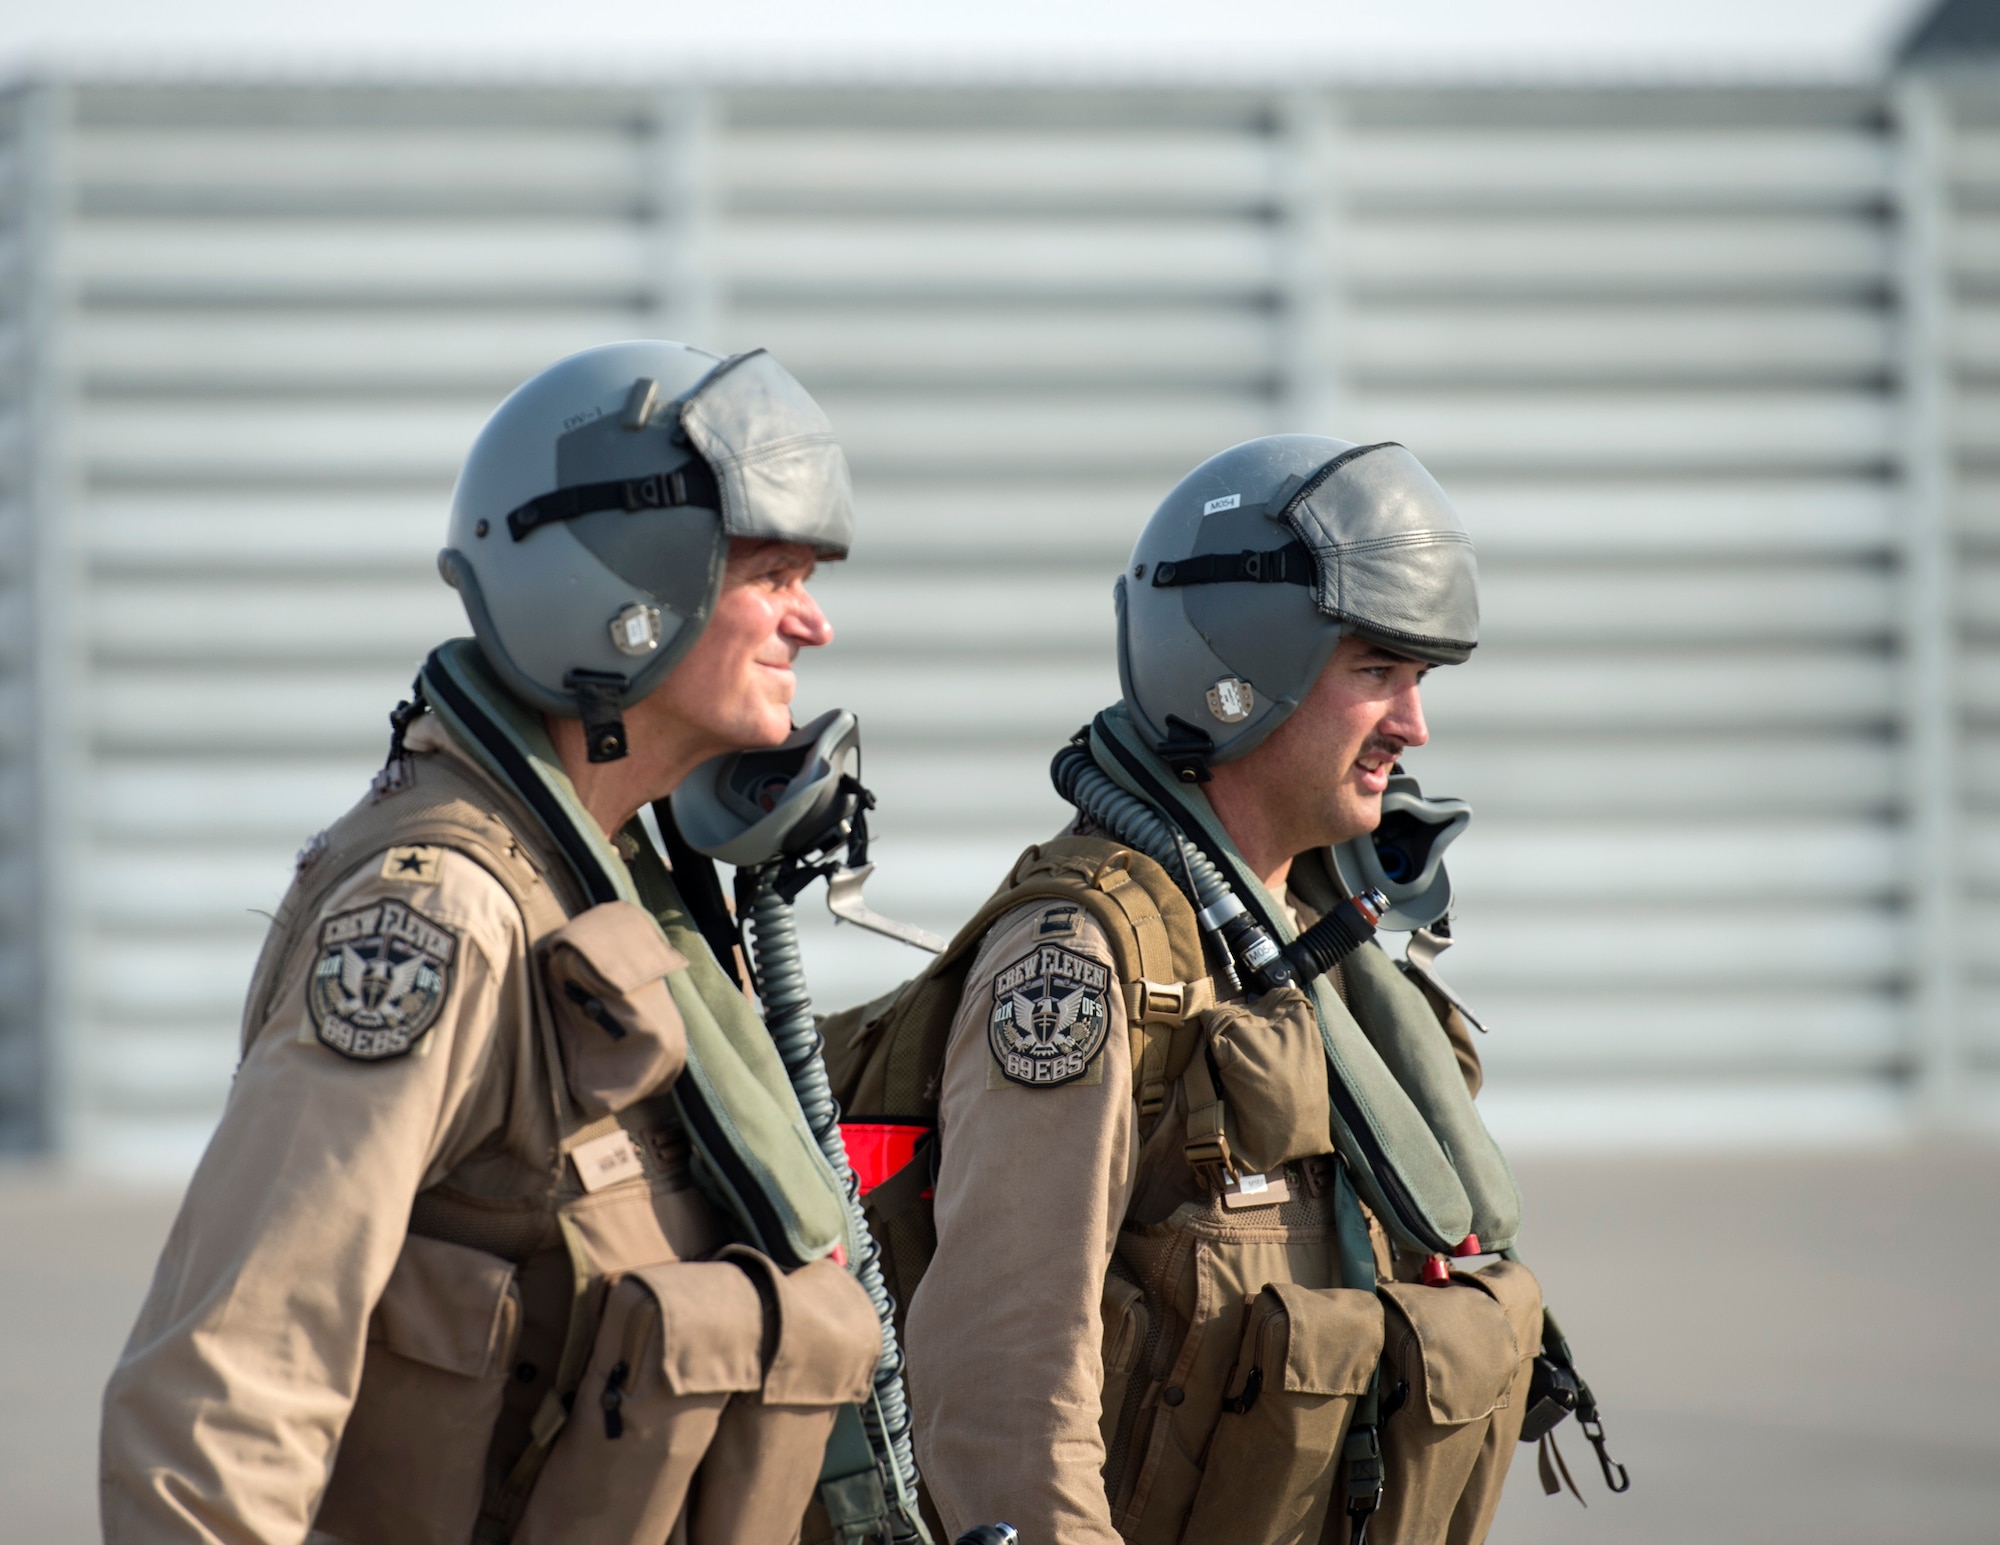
(506, 459, 721, 543)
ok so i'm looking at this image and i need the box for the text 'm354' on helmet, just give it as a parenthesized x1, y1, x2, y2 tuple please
(1116, 436, 1479, 781)
(439, 340, 852, 761)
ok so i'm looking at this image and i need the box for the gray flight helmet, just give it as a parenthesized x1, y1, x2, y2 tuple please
(439, 340, 852, 759)
(1115, 435, 1478, 776)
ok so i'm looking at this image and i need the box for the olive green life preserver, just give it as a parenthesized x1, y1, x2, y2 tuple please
(1089, 705, 1521, 1255)
(420, 638, 853, 1268)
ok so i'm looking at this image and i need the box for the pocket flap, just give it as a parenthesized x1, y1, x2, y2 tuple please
(369, 1233, 520, 1380)
(544, 902, 686, 992)
(1267, 1282, 1384, 1397)
(1464, 1259, 1543, 1363)
(726, 1249, 882, 1407)
(1380, 1280, 1521, 1426)
(542, 902, 690, 1119)
(1100, 1273, 1148, 1379)
(630, 1260, 766, 1395)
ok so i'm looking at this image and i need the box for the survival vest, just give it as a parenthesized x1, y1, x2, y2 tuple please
(246, 639, 862, 1544)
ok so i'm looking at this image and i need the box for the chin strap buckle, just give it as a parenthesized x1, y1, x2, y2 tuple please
(1157, 714, 1215, 784)
(565, 670, 629, 763)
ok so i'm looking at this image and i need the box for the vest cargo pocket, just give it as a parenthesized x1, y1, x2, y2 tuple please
(541, 901, 690, 1119)
(1200, 991, 1334, 1175)
(1180, 1282, 1384, 1545)
(514, 1248, 880, 1545)
(1370, 1264, 1542, 1545)
(314, 1234, 522, 1545)
(1098, 1272, 1151, 1452)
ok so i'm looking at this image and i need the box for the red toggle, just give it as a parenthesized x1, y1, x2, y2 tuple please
(1453, 1234, 1482, 1257)
(839, 1122, 933, 1199)
(1421, 1254, 1452, 1286)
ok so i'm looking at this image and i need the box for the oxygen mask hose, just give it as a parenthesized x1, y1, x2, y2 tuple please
(740, 863, 930, 1545)
(1052, 742, 1388, 994)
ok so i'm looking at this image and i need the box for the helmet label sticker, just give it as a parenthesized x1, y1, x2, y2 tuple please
(308, 898, 459, 1061)
(1202, 493, 1242, 515)
(987, 944, 1110, 1089)
(1206, 676, 1256, 723)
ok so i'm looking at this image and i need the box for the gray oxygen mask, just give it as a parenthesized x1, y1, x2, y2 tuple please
(1329, 767, 1487, 1030)
(1328, 769, 1469, 933)
(670, 708, 943, 952)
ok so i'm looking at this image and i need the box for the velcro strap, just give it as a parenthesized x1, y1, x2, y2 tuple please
(1151, 541, 1315, 589)
(506, 458, 722, 542)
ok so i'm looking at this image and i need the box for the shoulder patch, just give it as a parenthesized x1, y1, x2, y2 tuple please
(987, 943, 1111, 1089)
(380, 845, 444, 884)
(1035, 904, 1081, 939)
(309, 898, 459, 1061)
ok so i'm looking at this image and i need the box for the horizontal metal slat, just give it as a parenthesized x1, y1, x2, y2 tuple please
(93, 761, 379, 839)
(1457, 989, 1900, 1076)
(86, 579, 465, 662)
(1349, 390, 1894, 472)
(90, 849, 297, 923)
(1478, 564, 1893, 643)
(1444, 820, 1900, 903)
(85, 494, 456, 567)
(726, 304, 1274, 386)
(74, 311, 644, 389)
(720, 130, 1277, 207)
(719, 217, 1278, 294)
(93, 670, 429, 754)
(1415, 650, 1894, 731)
(73, 219, 650, 298)
(1344, 130, 1890, 206)
(1410, 735, 1895, 816)
(1348, 306, 1890, 383)
(90, 936, 264, 1016)
(73, 127, 647, 201)
(1437, 902, 1904, 990)
(80, 400, 487, 480)
(1346, 217, 1888, 295)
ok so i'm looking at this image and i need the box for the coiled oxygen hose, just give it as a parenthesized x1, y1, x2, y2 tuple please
(740, 868, 928, 1543)
(1051, 741, 1387, 995)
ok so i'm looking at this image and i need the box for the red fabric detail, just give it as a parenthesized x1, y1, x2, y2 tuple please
(840, 1122, 932, 1199)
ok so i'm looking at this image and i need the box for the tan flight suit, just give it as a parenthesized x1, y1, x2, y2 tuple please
(101, 714, 880, 1545)
(905, 890, 1542, 1545)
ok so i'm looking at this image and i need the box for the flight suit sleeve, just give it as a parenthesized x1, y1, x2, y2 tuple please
(905, 902, 1135, 1545)
(100, 848, 531, 1545)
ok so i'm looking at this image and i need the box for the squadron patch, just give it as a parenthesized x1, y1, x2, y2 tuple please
(988, 944, 1110, 1089)
(308, 899, 459, 1061)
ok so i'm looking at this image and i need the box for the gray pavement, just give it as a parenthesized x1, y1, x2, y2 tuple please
(5, 1147, 1996, 1543)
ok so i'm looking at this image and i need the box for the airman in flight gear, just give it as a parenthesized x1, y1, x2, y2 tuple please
(828, 435, 1620, 1545)
(101, 342, 891, 1545)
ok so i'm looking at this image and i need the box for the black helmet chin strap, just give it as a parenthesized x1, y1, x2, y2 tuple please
(564, 669, 630, 763)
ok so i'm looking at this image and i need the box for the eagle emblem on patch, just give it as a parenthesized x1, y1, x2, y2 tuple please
(308, 899, 459, 1061)
(988, 944, 1111, 1088)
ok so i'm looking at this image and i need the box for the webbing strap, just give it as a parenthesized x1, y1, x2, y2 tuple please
(1335, 1159, 1385, 1543)
(1181, 1049, 1236, 1191)
(1088, 851, 1193, 1120)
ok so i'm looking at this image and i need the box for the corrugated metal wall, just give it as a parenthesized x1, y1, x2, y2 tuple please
(0, 76, 1987, 1170)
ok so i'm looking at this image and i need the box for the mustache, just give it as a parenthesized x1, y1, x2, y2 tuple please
(1355, 736, 1405, 768)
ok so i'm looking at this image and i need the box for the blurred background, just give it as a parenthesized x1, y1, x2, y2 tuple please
(4, 0, 1999, 1539)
